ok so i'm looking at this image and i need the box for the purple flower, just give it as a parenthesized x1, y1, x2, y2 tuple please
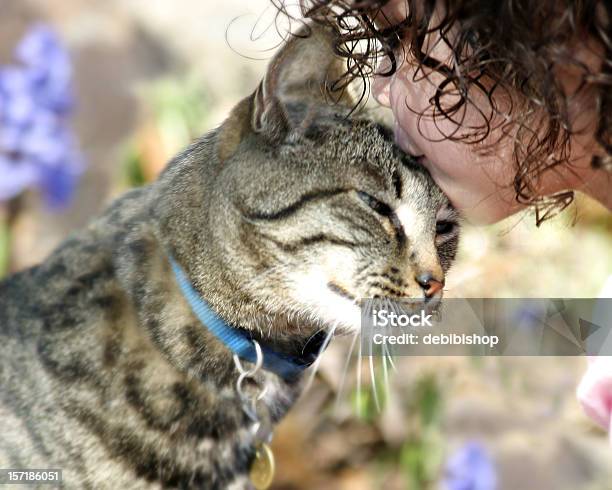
(0, 23, 83, 208)
(442, 441, 497, 490)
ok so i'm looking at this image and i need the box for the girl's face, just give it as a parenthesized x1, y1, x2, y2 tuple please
(372, 0, 603, 224)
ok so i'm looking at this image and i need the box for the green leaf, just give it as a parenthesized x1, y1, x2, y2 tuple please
(0, 217, 10, 278)
(122, 145, 147, 188)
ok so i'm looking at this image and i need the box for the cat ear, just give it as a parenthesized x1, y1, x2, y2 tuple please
(216, 23, 351, 163)
(251, 83, 290, 144)
(217, 89, 290, 162)
(251, 23, 353, 139)
(216, 95, 253, 163)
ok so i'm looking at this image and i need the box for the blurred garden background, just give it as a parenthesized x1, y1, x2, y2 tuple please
(0, 1, 611, 489)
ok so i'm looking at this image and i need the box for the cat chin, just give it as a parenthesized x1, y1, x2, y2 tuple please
(288, 269, 363, 334)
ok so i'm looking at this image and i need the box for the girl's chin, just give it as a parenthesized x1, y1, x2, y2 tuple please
(393, 122, 424, 158)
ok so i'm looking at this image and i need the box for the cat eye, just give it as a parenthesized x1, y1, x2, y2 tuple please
(356, 191, 392, 217)
(436, 220, 456, 235)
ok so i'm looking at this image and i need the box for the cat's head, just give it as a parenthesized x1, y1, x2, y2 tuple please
(165, 24, 459, 334)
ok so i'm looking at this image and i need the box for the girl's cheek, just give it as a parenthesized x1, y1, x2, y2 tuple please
(371, 73, 391, 108)
(385, 67, 526, 223)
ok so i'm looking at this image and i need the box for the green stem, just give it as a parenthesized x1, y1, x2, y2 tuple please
(0, 209, 9, 278)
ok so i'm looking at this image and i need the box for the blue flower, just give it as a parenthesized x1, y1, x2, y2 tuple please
(0, 23, 83, 208)
(442, 441, 497, 490)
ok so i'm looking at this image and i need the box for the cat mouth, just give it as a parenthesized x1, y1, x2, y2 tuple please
(323, 281, 441, 334)
(327, 281, 442, 308)
(326, 281, 358, 302)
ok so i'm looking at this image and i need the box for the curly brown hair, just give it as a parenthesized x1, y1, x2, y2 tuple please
(272, 0, 611, 223)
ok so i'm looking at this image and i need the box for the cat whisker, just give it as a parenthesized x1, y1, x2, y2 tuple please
(368, 334, 380, 413)
(383, 339, 398, 373)
(356, 334, 363, 417)
(382, 346, 390, 402)
(303, 322, 338, 393)
(334, 330, 359, 414)
(302, 326, 328, 355)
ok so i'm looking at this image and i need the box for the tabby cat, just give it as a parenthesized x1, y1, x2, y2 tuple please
(0, 24, 459, 489)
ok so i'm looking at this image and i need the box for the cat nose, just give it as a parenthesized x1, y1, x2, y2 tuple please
(415, 272, 444, 298)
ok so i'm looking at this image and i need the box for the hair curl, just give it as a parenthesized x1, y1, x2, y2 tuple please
(273, 0, 611, 224)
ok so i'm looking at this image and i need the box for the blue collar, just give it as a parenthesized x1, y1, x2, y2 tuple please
(170, 257, 326, 382)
